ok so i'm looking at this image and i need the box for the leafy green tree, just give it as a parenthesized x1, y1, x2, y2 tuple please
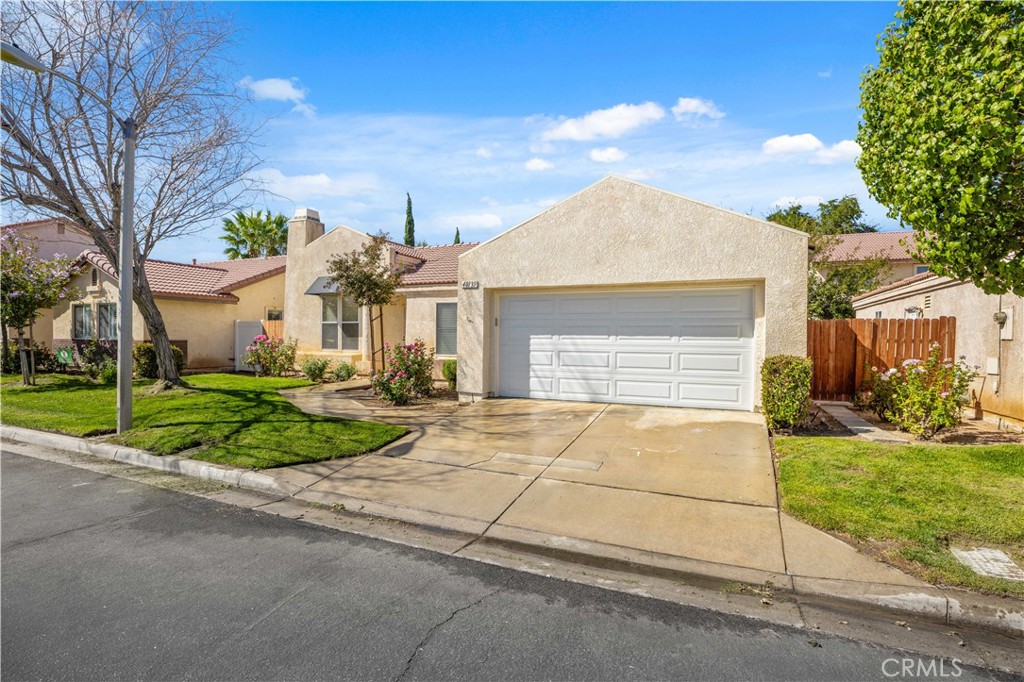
(766, 197, 889, 319)
(220, 210, 288, 259)
(327, 233, 403, 372)
(0, 230, 80, 384)
(453, 227, 461, 244)
(404, 193, 415, 246)
(858, 0, 1024, 295)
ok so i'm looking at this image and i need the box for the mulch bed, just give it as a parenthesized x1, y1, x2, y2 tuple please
(334, 383, 462, 412)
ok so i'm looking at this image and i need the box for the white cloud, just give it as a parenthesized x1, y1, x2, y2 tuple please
(671, 97, 725, 125)
(239, 76, 316, 118)
(525, 157, 554, 171)
(542, 102, 665, 141)
(443, 213, 503, 230)
(589, 146, 628, 163)
(762, 133, 825, 156)
(813, 139, 861, 164)
(818, 68, 833, 79)
(251, 168, 379, 199)
(772, 195, 825, 208)
(475, 146, 493, 159)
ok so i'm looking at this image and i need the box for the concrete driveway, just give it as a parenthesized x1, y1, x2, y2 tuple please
(275, 397, 922, 589)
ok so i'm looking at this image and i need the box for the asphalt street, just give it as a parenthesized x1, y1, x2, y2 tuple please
(1, 450, 1018, 681)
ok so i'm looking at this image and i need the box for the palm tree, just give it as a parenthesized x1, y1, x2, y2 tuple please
(220, 210, 289, 259)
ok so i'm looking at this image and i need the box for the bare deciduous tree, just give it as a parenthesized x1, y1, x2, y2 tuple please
(1, 1, 259, 386)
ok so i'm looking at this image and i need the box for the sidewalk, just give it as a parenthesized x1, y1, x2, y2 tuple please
(3, 408, 1022, 639)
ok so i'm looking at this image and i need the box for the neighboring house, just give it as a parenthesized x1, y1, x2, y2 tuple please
(853, 275, 1023, 429)
(827, 230, 924, 285)
(52, 251, 286, 370)
(287, 176, 809, 412)
(283, 209, 477, 376)
(2, 218, 98, 348)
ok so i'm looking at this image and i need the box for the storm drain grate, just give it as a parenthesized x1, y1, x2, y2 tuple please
(951, 548, 1024, 582)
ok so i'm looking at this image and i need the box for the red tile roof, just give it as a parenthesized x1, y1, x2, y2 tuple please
(77, 251, 285, 302)
(400, 243, 478, 286)
(830, 231, 917, 262)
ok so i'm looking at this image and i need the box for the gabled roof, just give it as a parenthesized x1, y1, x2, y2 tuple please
(77, 250, 286, 303)
(830, 231, 917, 262)
(400, 243, 478, 286)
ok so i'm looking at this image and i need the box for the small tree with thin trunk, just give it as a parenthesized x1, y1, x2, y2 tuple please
(0, 230, 80, 384)
(404, 193, 415, 246)
(327, 233, 402, 373)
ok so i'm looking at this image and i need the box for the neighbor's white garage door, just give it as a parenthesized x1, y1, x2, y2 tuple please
(498, 287, 755, 411)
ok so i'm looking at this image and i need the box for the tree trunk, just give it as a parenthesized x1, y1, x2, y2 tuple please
(368, 306, 377, 373)
(28, 321, 35, 385)
(17, 330, 29, 386)
(378, 305, 385, 371)
(2, 322, 10, 374)
(133, 269, 186, 388)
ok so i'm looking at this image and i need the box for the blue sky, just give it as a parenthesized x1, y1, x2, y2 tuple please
(157, 1, 901, 262)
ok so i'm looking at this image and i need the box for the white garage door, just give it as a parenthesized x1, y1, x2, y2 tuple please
(498, 287, 755, 411)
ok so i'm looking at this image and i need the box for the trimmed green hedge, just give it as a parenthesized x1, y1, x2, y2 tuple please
(761, 355, 813, 431)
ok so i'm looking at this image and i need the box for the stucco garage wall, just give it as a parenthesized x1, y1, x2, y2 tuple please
(457, 177, 808, 407)
(855, 278, 1023, 428)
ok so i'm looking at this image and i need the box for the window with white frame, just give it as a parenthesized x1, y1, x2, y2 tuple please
(97, 303, 117, 340)
(321, 296, 359, 351)
(72, 304, 93, 340)
(435, 303, 457, 355)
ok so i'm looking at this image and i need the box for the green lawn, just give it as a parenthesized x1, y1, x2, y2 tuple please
(0, 373, 406, 469)
(776, 436, 1024, 597)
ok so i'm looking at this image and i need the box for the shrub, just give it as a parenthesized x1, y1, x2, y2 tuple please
(3, 342, 58, 374)
(301, 357, 331, 383)
(244, 335, 297, 377)
(872, 344, 977, 438)
(442, 359, 457, 391)
(369, 339, 435, 405)
(77, 340, 112, 367)
(97, 360, 118, 385)
(761, 355, 813, 432)
(133, 342, 185, 379)
(331, 362, 357, 382)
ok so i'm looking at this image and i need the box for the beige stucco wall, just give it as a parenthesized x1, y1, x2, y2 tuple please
(456, 177, 809, 407)
(283, 210, 412, 372)
(53, 266, 285, 370)
(400, 286, 459, 377)
(854, 278, 1023, 428)
(885, 262, 923, 285)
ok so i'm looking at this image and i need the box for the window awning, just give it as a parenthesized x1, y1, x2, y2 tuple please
(305, 276, 339, 295)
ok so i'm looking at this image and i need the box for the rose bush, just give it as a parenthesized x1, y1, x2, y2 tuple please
(244, 335, 296, 377)
(369, 340, 435, 405)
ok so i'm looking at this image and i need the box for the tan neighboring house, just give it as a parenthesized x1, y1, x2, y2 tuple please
(3, 218, 98, 348)
(286, 176, 809, 412)
(828, 230, 925, 285)
(53, 251, 286, 370)
(853, 275, 1023, 429)
(283, 209, 476, 375)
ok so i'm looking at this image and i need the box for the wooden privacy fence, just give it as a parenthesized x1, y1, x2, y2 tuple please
(807, 317, 957, 401)
(262, 319, 284, 339)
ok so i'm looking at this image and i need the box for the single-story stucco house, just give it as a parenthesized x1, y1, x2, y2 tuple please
(828, 230, 925, 286)
(53, 251, 286, 370)
(287, 177, 809, 411)
(853, 273, 1023, 429)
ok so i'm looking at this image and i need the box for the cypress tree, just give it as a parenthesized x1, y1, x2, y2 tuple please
(453, 227, 461, 244)
(404, 193, 415, 246)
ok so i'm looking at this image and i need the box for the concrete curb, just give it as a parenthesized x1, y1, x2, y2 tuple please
(3, 425, 1021, 638)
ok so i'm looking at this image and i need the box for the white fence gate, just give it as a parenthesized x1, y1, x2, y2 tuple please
(234, 320, 264, 372)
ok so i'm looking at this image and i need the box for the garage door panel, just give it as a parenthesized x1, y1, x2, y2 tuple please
(558, 351, 610, 368)
(616, 352, 673, 371)
(499, 288, 755, 410)
(615, 380, 674, 401)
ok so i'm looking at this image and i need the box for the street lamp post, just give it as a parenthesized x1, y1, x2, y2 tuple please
(2, 41, 135, 433)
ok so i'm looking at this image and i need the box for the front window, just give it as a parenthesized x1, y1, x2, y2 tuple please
(72, 304, 93, 340)
(97, 303, 117, 340)
(266, 309, 284, 321)
(435, 302, 457, 355)
(321, 296, 359, 351)
(915, 265, 929, 275)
